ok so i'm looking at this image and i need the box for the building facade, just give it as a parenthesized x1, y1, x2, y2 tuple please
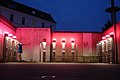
(0, 0, 56, 31)
(0, 15, 102, 63)
(16, 28, 51, 62)
(1, 14, 120, 63)
(51, 32, 101, 62)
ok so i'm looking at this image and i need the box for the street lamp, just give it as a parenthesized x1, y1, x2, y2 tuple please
(61, 39, 66, 52)
(71, 39, 75, 52)
(105, 0, 120, 63)
(52, 38, 56, 52)
(42, 39, 47, 51)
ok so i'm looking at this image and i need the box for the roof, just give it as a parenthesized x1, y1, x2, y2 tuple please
(0, 0, 56, 24)
(54, 31, 102, 33)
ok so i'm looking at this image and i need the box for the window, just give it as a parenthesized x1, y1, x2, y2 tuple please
(42, 23, 44, 28)
(22, 17, 25, 25)
(32, 11, 36, 15)
(0, 11, 1, 14)
(32, 20, 35, 27)
(10, 14, 14, 22)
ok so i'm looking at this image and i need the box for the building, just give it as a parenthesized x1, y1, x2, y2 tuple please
(1, 14, 120, 63)
(0, 0, 120, 63)
(0, 0, 56, 31)
(0, 15, 102, 63)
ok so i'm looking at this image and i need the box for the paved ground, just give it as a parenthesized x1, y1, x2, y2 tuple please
(0, 63, 120, 80)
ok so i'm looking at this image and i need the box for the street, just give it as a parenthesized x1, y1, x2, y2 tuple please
(0, 63, 120, 80)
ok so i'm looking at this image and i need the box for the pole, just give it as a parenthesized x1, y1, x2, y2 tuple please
(111, 0, 118, 64)
(50, 26, 53, 62)
(105, 0, 120, 63)
(76, 44, 78, 62)
(2, 34, 7, 63)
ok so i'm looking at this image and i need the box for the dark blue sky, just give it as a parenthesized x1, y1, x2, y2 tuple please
(14, 0, 120, 32)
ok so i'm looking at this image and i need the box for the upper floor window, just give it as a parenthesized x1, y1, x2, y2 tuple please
(42, 23, 44, 28)
(22, 17, 25, 25)
(0, 11, 1, 14)
(10, 14, 14, 22)
(32, 20, 36, 27)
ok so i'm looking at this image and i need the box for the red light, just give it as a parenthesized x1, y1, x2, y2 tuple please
(62, 38, 65, 40)
(0, 29, 2, 35)
(53, 38, 56, 41)
(71, 38, 75, 43)
(106, 35, 110, 38)
(71, 38, 75, 41)
(13, 36, 17, 39)
(43, 42, 46, 46)
(19, 43, 22, 44)
(8, 34, 13, 37)
(52, 38, 56, 42)
(62, 38, 66, 43)
(4, 31, 9, 35)
(110, 32, 114, 35)
(52, 38, 56, 50)
(102, 36, 106, 39)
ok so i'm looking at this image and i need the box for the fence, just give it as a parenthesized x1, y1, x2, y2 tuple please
(51, 56, 101, 63)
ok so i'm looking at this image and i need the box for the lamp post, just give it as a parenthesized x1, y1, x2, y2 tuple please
(61, 39, 66, 51)
(2, 33, 8, 63)
(105, 0, 120, 63)
(42, 39, 47, 62)
(52, 38, 56, 51)
(52, 38, 56, 62)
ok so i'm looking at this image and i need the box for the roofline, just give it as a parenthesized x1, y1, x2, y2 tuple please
(54, 31, 102, 33)
(15, 26, 56, 28)
(0, 0, 56, 23)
